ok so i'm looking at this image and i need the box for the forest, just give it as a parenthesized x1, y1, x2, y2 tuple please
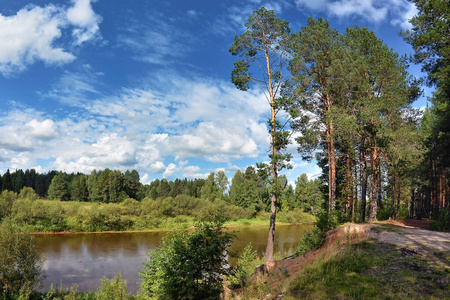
(1, 0, 449, 299)
(0, 167, 319, 232)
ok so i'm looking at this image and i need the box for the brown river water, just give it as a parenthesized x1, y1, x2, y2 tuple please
(34, 224, 313, 293)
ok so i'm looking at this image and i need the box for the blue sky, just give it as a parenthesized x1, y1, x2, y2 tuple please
(0, 0, 429, 184)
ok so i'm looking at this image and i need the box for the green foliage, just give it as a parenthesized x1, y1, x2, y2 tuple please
(228, 243, 257, 289)
(276, 207, 317, 224)
(295, 227, 324, 256)
(47, 173, 69, 201)
(431, 207, 450, 232)
(96, 274, 130, 300)
(0, 220, 45, 299)
(0, 190, 17, 220)
(19, 187, 37, 201)
(139, 222, 235, 300)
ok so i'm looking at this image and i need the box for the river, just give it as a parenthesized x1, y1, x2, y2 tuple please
(34, 224, 313, 293)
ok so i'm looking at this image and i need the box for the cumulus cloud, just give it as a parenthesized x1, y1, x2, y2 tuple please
(0, 0, 102, 77)
(0, 74, 272, 179)
(67, 0, 102, 45)
(0, 5, 73, 76)
(0, 110, 59, 152)
(24, 119, 59, 140)
(161, 122, 258, 161)
(163, 163, 177, 178)
(149, 161, 166, 173)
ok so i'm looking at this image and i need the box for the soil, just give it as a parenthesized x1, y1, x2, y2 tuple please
(238, 219, 450, 299)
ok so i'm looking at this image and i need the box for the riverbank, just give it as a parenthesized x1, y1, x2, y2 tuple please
(231, 220, 450, 299)
(4, 197, 316, 234)
(30, 219, 316, 235)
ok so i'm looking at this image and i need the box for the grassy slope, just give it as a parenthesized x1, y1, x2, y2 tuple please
(235, 223, 450, 299)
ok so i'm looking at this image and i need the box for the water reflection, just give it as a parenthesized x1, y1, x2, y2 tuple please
(34, 224, 312, 293)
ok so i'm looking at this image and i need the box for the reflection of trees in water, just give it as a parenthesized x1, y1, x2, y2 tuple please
(36, 225, 313, 292)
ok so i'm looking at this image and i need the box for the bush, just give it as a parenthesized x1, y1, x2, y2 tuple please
(139, 222, 235, 299)
(228, 243, 257, 289)
(0, 219, 45, 299)
(96, 273, 130, 300)
(295, 226, 324, 256)
(0, 190, 17, 220)
(277, 208, 317, 224)
(120, 198, 141, 216)
(431, 207, 450, 232)
(19, 187, 38, 201)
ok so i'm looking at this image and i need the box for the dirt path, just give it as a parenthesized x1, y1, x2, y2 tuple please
(372, 221, 450, 253)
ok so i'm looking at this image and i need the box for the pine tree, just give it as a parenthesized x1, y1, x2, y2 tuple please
(230, 7, 292, 266)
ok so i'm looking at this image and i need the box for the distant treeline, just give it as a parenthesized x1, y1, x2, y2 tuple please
(0, 168, 324, 217)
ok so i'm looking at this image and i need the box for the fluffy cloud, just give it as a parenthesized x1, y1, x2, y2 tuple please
(161, 122, 259, 162)
(149, 161, 166, 173)
(0, 5, 73, 76)
(67, 0, 102, 45)
(0, 110, 59, 152)
(0, 0, 102, 77)
(24, 119, 59, 140)
(0, 74, 272, 179)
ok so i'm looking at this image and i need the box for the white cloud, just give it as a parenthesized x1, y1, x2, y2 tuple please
(0, 74, 273, 179)
(163, 163, 177, 178)
(24, 119, 59, 140)
(0, 0, 102, 77)
(0, 5, 74, 76)
(67, 0, 102, 45)
(295, 0, 416, 28)
(390, 0, 417, 30)
(329, 0, 388, 22)
(149, 161, 166, 173)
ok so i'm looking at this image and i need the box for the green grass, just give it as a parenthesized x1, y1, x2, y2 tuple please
(286, 239, 450, 299)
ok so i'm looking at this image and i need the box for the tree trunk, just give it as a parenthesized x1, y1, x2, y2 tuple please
(345, 155, 352, 214)
(377, 162, 382, 209)
(266, 193, 277, 268)
(390, 171, 396, 219)
(368, 146, 378, 222)
(328, 99, 336, 216)
(359, 142, 367, 223)
(265, 59, 277, 266)
(396, 184, 401, 219)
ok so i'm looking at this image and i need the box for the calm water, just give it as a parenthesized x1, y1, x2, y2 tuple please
(34, 224, 313, 293)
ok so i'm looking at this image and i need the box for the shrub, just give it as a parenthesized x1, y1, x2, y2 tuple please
(0, 219, 45, 299)
(431, 207, 450, 232)
(18, 187, 38, 201)
(228, 243, 257, 289)
(11, 198, 33, 224)
(96, 273, 130, 300)
(295, 226, 324, 256)
(120, 198, 142, 216)
(139, 222, 235, 299)
(0, 190, 17, 220)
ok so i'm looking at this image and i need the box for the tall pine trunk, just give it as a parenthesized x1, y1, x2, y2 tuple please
(359, 139, 367, 222)
(265, 54, 277, 266)
(390, 170, 396, 219)
(326, 95, 336, 218)
(368, 146, 378, 222)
